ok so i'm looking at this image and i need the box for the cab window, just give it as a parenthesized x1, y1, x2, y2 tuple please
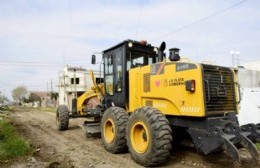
(104, 55, 114, 95)
(126, 50, 157, 70)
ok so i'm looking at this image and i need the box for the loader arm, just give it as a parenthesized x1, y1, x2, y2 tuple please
(77, 90, 99, 114)
(76, 70, 104, 114)
(90, 70, 105, 99)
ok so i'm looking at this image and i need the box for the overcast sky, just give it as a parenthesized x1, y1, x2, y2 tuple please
(0, 0, 259, 100)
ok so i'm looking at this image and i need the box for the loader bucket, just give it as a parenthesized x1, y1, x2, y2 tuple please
(188, 119, 259, 165)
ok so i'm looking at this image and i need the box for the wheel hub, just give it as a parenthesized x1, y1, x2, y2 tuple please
(104, 119, 115, 144)
(131, 121, 150, 154)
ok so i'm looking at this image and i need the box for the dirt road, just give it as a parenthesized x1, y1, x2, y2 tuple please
(2, 107, 259, 168)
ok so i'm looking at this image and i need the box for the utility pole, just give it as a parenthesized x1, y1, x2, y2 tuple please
(51, 79, 53, 92)
(0, 91, 2, 103)
(47, 81, 49, 93)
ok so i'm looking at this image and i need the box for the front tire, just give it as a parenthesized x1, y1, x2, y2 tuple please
(127, 107, 172, 167)
(101, 107, 129, 153)
(56, 105, 69, 131)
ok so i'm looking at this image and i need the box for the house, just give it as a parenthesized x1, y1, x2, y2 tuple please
(27, 91, 54, 108)
(58, 66, 103, 111)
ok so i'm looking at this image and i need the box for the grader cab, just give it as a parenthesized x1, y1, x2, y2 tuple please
(57, 39, 259, 166)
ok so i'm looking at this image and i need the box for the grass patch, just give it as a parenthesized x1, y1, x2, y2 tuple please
(39, 107, 56, 113)
(0, 120, 31, 160)
(0, 105, 11, 112)
(256, 143, 260, 150)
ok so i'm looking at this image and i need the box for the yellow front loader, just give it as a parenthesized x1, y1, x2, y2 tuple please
(56, 70, 105, 135)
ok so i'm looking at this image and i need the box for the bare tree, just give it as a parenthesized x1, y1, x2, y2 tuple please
(12, 86, 28, 103)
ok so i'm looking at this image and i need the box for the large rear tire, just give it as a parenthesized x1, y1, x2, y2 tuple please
(101, 107, 129, 153)
(56, 105, 69, 131)
(127, 107, 172, 167)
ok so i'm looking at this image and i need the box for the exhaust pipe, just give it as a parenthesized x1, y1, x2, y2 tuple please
(158, 42, 166, 62)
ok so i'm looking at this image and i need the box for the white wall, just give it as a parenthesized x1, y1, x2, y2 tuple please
(237, 67, 260, 125)
(58, 66, 102, 109)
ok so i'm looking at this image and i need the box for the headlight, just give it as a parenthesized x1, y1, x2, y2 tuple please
(153, 47, 158, 53)
(128, 42, 133, 47)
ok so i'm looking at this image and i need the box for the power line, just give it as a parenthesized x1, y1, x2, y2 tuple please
(0, 57, 95, 63)
(0, 60, 92, 68)
(151, 0, 248, 42)
(0, 60, 63, 65)
(68, 0, 73, 34)
(135, 0, 144, 39)
(0, 62, 62, 68)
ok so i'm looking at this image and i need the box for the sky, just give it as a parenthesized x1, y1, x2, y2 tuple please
(0, 0, 259, 100)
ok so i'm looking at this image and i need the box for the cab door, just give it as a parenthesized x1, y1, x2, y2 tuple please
(103, 46, 126, 108)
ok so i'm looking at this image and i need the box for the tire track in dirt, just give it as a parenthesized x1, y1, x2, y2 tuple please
(12, 109, 141, 168)
(8, 107, 260, 168)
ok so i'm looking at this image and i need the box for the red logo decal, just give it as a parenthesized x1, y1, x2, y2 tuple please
(155, 80, 161, 87)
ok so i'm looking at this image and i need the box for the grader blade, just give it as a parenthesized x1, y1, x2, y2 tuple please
(83, 122, 101, 135)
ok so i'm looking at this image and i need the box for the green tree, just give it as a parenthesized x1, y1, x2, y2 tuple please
(28, 93, 41, 102)
(12, 86, 28, 103)
(51, 92, 59, 100)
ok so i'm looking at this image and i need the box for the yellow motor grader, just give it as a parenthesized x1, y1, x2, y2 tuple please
(56, 39, 259, 166)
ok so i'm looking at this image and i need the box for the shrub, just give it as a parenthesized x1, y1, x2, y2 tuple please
(0, 120, 31, 160)
(256, 143, 260, 150)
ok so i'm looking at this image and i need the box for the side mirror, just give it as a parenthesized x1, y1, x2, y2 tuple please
(91, 55, 96, 64)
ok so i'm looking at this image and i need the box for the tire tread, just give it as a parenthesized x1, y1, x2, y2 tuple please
(57, 105, 69, 131)
(127, 106, 172, 166)
(101, 107, 129, 153)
